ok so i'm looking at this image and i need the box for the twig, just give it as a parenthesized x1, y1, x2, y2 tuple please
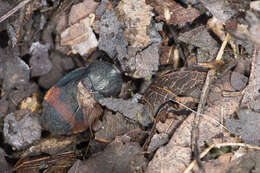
(170, 98, 231, 132)
(241, 46, 260, 105)
(191, 34, 230, 168)
(183, 142, 260, 173)
(0, 0, 32, 23)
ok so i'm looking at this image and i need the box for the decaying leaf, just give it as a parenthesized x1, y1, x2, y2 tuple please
(69, 0, 98, 25)
(94, 9, 127, 59)
(98, 97, 144, 122)
(147, 133, 169, 153)
(226, 151, 260, 173)
(131, 43, 160, 78)
(1, 54, 30, 91)
(226, 108, 260, 145)
(95, 7, 161, 79)
(3, 110, 42, 150)
(147, 0, 200, 27)
(193, 153, 233, 173)
(178, 26, 219, 56)
(146, 75, 242, 173)
(0, 148, 12, 173)
(61, 16, 98, 56)
(79, 136, 148, 173)
(13, 151, 76, 173)
(77, 81, 103, 132)
(138, 69, 206, 127)
(200, 0, 237, 24)
(230, 71, 248, 91)
(68, 160, 85, 173)
(94, 111, 141, 142)
(16, 136, 76, 158)
(143, 70, 206, 115)
(116, 0, 153, 48)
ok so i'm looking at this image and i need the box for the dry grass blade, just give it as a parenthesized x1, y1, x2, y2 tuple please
(170, 99, 231, 132)
(0, 0, 32, 23)
(183, 142, 260, 173)
(191, 33, 231, 168)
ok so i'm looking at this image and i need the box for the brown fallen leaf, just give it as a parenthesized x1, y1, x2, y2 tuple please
(200, 0, 237, 24)
(15, 136, 76, 158)
(80, 136, 148, 173)
(193, 153, 233, 173)
(77, 81, 103, 134)
(0, 148, 12, 173)
(13, 151, 76, 173)
(178, 26, 219, 56)
(146, 76, 242, 173)
(142, 69, 206, 116)
(68, 160, 85, 173)
(60, 16, 98, 56)
(147, 0, 200, 27)
(226, 150, 260, 173)
(69, 0, 98, 25)
(94, 110, 141, 142)
(226, 108, 260, 145)
(116, 0, 153, 48)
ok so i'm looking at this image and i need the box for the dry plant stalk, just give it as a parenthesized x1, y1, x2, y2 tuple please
(0, 0, 32, 23)
(191, 33, 231, 168)
(183, 142, 260, 173)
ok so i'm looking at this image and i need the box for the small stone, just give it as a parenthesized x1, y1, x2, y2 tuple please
(148, 133, 169, 153)
(98, 97, 145, 122)
(2, 56, 30, 91)
(38, 66, 64, 89)
(29, 42, 52, 77)
(61, 57, 75, 71)
(4, 111, 41, 150)
(230, 71, 248, 91)
(250, 97, 260, 113)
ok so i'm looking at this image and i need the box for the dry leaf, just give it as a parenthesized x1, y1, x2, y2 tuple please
(77, 81, 103, 133)
(61, 17, 98, 56)
(146, 77, 242, 173)
(69, 0, 98, 25)
(80, 136, 148, 173)
(116, 0, 153, 48)
(147, 0, 200, 27)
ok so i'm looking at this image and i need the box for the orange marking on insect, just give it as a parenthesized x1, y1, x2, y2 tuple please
(44, 87, 87, 133)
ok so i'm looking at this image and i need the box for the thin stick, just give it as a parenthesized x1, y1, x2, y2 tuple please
(171, 99, 231, 133)
(0, 0, 32, 23)
(191, 33, 230, 167)
(183, 142, 260, 173)
(216, 34, 231, 61)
